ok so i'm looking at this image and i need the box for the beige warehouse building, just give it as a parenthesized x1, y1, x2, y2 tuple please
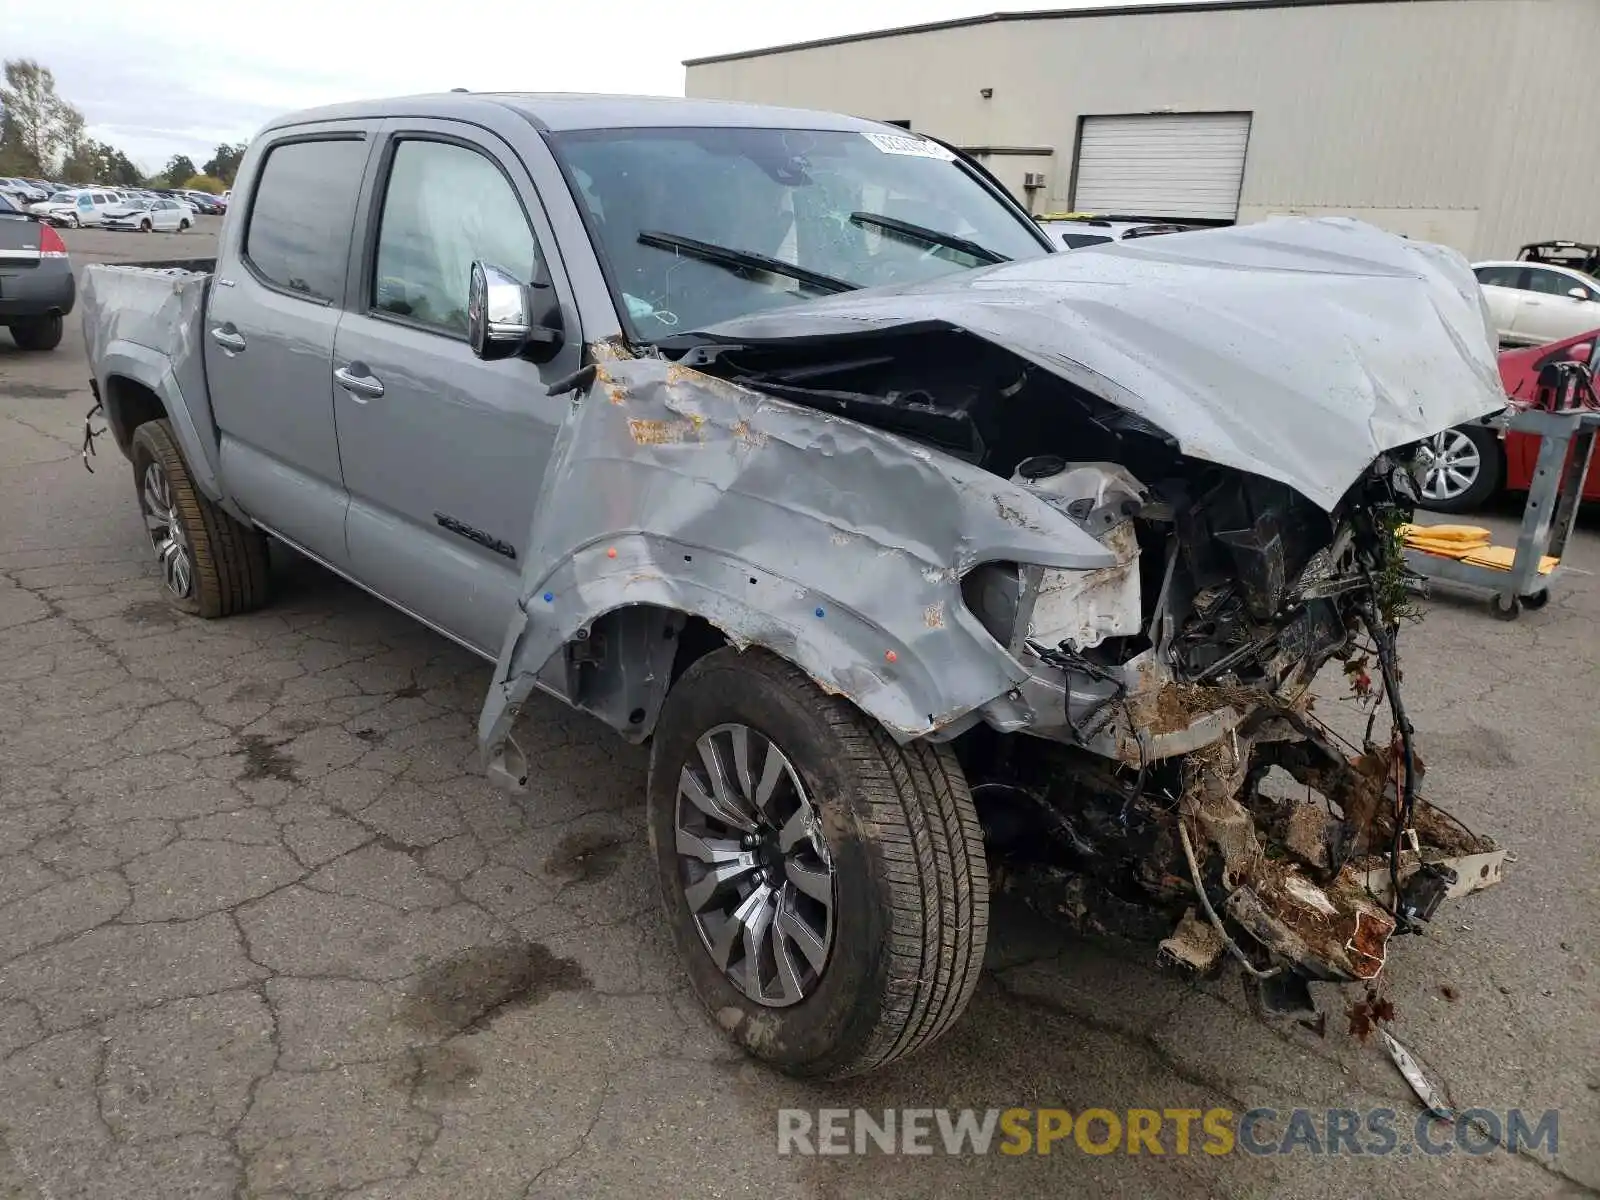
(684, 0, 1600, 259)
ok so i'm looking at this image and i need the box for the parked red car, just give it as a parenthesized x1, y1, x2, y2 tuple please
(1416, 327, 1599, 511)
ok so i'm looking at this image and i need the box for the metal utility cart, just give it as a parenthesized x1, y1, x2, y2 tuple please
(1405, 362, 1599, 620)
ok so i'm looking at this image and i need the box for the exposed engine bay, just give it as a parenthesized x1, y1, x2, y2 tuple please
(669, 322, 1505, 994)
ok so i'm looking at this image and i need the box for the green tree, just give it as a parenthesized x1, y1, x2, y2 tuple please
(203, 142, 247, 184)
(162, 154, 197, 187)
(61, 138, 143, 186)
(0, 59, 85, 176)
(183, 174, 225, 194)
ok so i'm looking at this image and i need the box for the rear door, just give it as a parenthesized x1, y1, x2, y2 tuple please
(205, 122, 378, 565)
(1473, 265, 1527, 345)
(332, 119, 584, 656)
(1511, 268, 1600, 344)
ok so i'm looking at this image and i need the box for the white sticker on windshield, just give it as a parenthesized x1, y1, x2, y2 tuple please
(861, 131, 956, 161)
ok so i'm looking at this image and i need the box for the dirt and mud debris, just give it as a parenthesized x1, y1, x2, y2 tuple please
(1281, 800, 1334, 868)
(230, 734, 299, 783)
(398, 940, 591, 1036)
(1440, 984, 1459, 1001)
(1148, 681, 1259, 736)
(543, 829, 628, 883)
(1408, 800, 1493, 857)
(1346, 985, 1396, 1042)
(393, 682, 425, 699)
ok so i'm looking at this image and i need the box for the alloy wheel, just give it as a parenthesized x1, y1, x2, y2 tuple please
(140, 461, 194, 599)
(1419, 428, 1481, 502)
(675, 723, 835, 1008)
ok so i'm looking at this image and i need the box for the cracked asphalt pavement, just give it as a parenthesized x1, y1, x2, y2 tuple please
(0, 224, 1596, 1199)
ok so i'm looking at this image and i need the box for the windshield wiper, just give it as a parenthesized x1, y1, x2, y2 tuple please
(637, 230, 857, 295)
(849, 211, 1009, 265)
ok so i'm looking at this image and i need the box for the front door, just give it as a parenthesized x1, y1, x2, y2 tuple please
(333, 121, 584, 657)
(1511, 268, 1590, 344)
(205, 125, 378, 565)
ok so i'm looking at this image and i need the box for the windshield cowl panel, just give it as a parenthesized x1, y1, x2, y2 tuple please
(549, 125, 1051, 341)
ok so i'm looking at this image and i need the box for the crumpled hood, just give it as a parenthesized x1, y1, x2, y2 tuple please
(684, 217, 1507, 511)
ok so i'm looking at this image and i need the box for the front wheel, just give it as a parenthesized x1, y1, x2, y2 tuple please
(1415, 424, 1503, 513)
(68, 213, 80, 228)
(130, 419, 270, 618)
(139, 219, 152, 232)
(649, 648, 988, 1079)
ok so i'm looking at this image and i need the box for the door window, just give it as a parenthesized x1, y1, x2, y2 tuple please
(1524, 268, 1584, 298)
(243, 136, 369, 302)
(1473, 264, 1522, 289)
(370, 138, 541, 337)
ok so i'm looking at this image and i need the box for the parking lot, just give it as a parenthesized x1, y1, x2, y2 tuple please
(0, 221, 1596, 1199)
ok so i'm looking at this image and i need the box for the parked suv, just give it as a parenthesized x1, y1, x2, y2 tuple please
(79, 94, 1506, 1078)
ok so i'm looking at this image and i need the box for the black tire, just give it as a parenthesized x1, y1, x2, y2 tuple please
(139, 219, 151, 232)
(10, 315, 63, 351)
(1491, 593, 1521, 621)
(68, 213, 80, 228)
(1415, 424, 1503, 514)
(648, 647, 988, 1079)
(178, 218, 190, 232)
(130, 419, 269, 618)
(1521, 588, 1550, 610)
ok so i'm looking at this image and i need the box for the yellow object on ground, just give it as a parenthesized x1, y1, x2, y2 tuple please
(1401, 522, 1493, 559)
(1400, 523, 1493, 546)
(1459, 545, 1558, 574)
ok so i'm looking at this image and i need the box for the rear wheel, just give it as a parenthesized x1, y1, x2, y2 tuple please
(9, 315, 63, 352)
(648, 647, 988, 1079)
(178, 218, 190, 232)
(130, 419, 269, 618)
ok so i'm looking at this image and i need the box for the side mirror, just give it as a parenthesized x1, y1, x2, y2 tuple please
(1569, 287, 1590, 301)
(467, 260, 563, 363)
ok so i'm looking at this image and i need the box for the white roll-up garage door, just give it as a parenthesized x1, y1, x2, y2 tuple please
(1072, 113, 1251, 221)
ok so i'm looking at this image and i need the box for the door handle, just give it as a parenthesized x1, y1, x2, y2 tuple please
(209, 326, 245, 352)
(334, 363, 385, 399)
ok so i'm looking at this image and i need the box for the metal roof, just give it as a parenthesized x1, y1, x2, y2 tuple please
(682, 0, 1464, 67)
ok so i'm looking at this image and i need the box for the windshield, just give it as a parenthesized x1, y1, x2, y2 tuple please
(549, 126, 1050, 339)
(49, 192, 74, 203)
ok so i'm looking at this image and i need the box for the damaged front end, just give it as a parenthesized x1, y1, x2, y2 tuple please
(481, 218, 1508, 994)
(955, 453, 1505, 989)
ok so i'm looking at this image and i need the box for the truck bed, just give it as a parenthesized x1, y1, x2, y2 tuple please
(81, 260, 216, 439)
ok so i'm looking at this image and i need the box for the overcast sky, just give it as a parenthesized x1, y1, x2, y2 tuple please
(0, 0, 1159, 173)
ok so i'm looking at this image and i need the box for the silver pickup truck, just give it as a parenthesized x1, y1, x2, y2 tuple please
(81, 93, 1509, 1079)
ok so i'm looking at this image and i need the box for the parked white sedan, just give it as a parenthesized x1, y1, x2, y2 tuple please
(1473, 260, 1600, 347)
(102, 198, 194, 233)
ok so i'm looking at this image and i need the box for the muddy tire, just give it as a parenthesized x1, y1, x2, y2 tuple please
(130, 419, 269, 618)
(648, 647, 987, 1079)
(9, 315, 63, 351)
